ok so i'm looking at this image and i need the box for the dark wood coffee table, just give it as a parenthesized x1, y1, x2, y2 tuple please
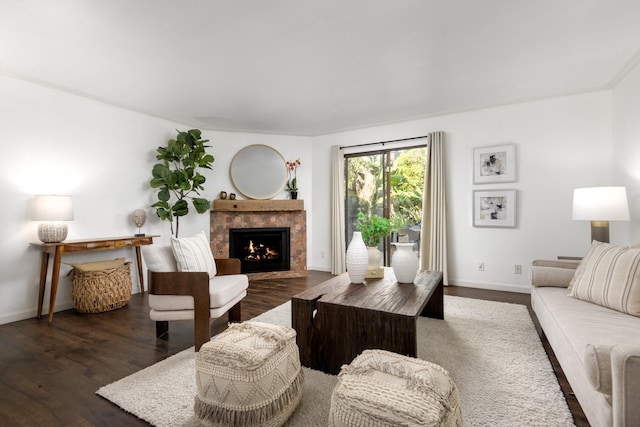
(291, 268, 443, 374)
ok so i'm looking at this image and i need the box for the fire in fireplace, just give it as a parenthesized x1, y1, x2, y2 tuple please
(229, 227, 291, 273)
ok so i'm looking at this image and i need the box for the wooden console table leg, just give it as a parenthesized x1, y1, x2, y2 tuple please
(134, 246, 145, 294)
(37, 252, 50, 319)
(47, 247, 63, 324)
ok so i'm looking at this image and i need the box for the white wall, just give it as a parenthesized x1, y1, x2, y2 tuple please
(0, 74, 311, 324)
(311, 92, 617, 293)
(612, 60, 640, 244)
(2, 68, 634, 324)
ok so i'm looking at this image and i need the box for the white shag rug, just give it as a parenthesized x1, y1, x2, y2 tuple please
(97, 296, 575, 426)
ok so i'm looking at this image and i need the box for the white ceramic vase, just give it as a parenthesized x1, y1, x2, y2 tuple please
(391, 242, 419, 283)
(346, 231, 368, 284)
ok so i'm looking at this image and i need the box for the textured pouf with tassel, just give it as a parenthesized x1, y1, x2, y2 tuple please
(194, 321, 303, 427)
(329, 349, 462, 427)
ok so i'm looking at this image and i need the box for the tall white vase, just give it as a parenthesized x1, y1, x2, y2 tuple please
(391, 242, 419, 283)
(346, 231, 368, 284)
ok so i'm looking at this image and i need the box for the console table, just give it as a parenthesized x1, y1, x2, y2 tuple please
(32, 235, 159, 323)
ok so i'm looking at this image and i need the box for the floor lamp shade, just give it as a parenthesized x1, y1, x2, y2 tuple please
(572, 187, 629, 244)
(33, 195, 74, 243)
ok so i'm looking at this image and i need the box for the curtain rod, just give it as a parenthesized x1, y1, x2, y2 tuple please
(339, 135, 429, 150)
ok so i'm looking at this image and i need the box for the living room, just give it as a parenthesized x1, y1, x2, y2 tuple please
(1, 2, 640, 426)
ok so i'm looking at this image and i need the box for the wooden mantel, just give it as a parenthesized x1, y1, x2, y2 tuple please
(212, 199, 304, 212)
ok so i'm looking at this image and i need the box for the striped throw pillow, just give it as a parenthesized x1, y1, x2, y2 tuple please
(171, 231, 217, 278)
(569, 242, 640, 316)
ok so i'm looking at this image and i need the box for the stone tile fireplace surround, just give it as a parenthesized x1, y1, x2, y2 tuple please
(210, 200, 307, 279)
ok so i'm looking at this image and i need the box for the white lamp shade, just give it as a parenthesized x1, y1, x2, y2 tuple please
(33, 195, 74, 221)
(572, 187, 630, 221)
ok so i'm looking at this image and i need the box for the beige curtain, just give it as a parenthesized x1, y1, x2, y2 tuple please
(419, 131, 448, 284)
(331, 145, 346, 274)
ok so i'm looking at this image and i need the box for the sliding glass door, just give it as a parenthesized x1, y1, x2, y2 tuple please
(344, 145, 426, 264)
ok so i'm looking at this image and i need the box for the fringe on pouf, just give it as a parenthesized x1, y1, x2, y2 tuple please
(194, 369, 304, 427)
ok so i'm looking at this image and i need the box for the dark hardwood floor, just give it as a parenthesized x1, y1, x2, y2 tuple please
(0, 271, 588, 426)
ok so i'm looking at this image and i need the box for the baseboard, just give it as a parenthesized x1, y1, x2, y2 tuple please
(0, 301, 75, 325)
(307, 265, 331, 272)
(449, 279, 531, 294)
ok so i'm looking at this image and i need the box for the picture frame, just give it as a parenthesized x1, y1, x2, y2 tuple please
(473, 143, 516, 184)
(473, 190, 516, 228)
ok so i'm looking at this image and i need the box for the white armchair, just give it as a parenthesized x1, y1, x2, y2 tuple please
(142, 235, 248, 351)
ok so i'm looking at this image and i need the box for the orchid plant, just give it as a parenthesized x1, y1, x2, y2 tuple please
(285, 158, 301, 192)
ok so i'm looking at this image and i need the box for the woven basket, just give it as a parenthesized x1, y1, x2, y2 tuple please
(71, 263, 132, 313)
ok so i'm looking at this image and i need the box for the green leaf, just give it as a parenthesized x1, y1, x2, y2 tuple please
(157, 187, 170, 202)
(192, 197, 210, 214)
(155, 207, 171, 221)
(192, 173, 206, 189)
(149, 178, 164, 188)
(151, 163, 169, 179)
(188, 129, 202, 140)
(172, 200, 189, 216)
(151, 200, 169, 209)
(200, 154, 215, 168)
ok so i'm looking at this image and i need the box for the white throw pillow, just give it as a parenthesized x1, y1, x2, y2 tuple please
(569, 242, 640, 316)
(171, 231, 217, 277)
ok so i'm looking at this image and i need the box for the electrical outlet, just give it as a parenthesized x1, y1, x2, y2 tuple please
(514, 264, 522, 274)
(320, 251, 325, 259)
(477, 262, 484, 271)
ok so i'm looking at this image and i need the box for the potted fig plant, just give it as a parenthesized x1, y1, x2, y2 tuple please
(149, 129, 214, 237)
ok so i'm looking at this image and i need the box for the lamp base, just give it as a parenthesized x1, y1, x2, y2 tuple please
(590, 221, 610, 244)
(38, 222, 68, 243)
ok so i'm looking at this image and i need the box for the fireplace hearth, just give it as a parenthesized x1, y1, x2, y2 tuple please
(229, 227, 290, 273)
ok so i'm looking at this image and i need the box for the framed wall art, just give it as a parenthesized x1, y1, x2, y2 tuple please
(473, 143, 516, 184)
(473, 189, 516, 227)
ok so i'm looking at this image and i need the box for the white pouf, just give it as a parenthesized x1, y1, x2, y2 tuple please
(194, 322, 303, 427)
(329, 349, 462, 427)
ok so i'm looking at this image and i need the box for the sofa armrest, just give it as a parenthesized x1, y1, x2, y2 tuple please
(530, 260, 579, 288)
(611, 345, 640, 427)
(215, 258, 241, 276)
(532, 259, 581, 269)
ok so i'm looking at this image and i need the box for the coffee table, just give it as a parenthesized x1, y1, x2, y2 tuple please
(291, 268, 443, 374)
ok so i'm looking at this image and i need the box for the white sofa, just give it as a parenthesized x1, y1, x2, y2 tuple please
(531, 252, 640, 427)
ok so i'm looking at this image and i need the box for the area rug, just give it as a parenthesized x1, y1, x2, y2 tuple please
(97, 296, 575, 426)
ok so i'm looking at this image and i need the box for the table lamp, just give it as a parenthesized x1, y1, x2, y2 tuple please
(572, 186, 629, 244)
(33, 195, 74, 243)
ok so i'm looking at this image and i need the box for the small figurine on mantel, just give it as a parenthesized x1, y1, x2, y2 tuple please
(131, 209, 147, 236)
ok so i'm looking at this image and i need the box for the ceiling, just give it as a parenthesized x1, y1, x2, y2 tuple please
(2, 1, 640, 136)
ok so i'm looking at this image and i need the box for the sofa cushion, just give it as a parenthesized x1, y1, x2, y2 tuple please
(149, 291, 246, 321)
(533, 286, 640, 397)
(148, 274, 248, 311)
(569, 242, 640, 316)
(141, 244, 178, 272)
(171, 231, 217, 277)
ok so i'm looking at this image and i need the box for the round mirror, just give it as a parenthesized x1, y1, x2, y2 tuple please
(230, 145, 287, 199)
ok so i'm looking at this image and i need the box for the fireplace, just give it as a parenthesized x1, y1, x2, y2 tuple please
(211, 200, 307, 279)
(229, 227, 291, 273)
